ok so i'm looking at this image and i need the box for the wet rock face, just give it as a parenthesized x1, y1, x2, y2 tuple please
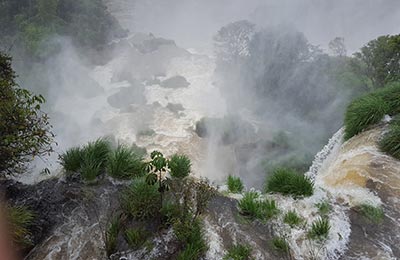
(160, 76, 190, 89)
(0, 178, 121, 259)
(107, 85, 146, 109)
(205, 195, 281, 260)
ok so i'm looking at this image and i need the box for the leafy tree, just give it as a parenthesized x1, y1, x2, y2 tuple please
(353, 34, 400, 88)
(0, 52, 53, 176)
(329, 37, 347, 57)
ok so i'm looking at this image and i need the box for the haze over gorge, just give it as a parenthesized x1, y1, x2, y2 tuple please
(1, 0, 400, 260)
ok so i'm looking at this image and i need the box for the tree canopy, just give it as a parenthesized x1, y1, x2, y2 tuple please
(0, 52, 54, 176)
(353, 34, 400, 88)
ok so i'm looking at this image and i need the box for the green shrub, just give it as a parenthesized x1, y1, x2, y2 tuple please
(223, 244, 252, 260)
(308, 217, 330, 240)
(283, 210, 303, 228)
(59, 147, 83, 172)
(238, 192, 278, 221)
(175, 219, 208, 260)
(8, 206, 35, 247)
(124, 228, 148, 249)
(379, 121, 400, 159)
(121, 178, 159, 220)
(315, 201, 331, 216)
(227, 175, 244, 193)
(169, 154, 191, 178)
(359, 204, 384, 223)
(344, 95, 389, 140)
(265, 168, 313, 197)
(271, 237, 289, 253)
(105, 215, 120, 256)
(107, 145, 144, 179)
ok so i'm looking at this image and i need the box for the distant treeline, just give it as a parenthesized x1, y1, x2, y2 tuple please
(0, 0, 126, 59)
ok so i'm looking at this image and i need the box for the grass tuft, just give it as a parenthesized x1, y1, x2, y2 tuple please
(238, 192, 278, 221)
(271, 236, 290, 254)
(265, 168, 313, 197)
(359, 204, 384, 223)
(223, 244, 252, 260)
(59, 147, 83, 172)
(169, 154, 191, 179)
(373, 82, 400, 115)
(315, 201, 331, 216)
(283, 210, 303, 228)
(8, 205, 35, 247)
(105, 215, 120, 256)
(308, 217, 330, 240)
(227, 175, 244, 193)
(124, 227, 148, 249)
(107, 144, 144, 179)
(344, 95, 389, 140)
(121, 178, 159, 220)
(175, 219, 208, 260)
(379, 118, 400, 159)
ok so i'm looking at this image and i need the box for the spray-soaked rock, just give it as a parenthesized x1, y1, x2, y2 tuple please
(160, 76, 190, 89)
(107, 84, 146, 109)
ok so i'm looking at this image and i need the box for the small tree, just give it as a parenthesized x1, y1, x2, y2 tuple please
(145, 151, 170, 209)
(0, 52, 53, 176)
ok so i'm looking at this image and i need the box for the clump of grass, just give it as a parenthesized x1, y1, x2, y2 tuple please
(315, 201, 331, 216)
(379, 119, 400, 159)
(283, 210, 303, 228)
(160, 201, 180, 225)
(124, 228, 148, 249)
(238, 192, 278, 221)
(59, 147, 82, 172)
(271, 236, 290, 254)
(359, 204, 384, 223)
(373, 82, 400, 115)
(107, 144, 144, 179)
(227, 175, 244, 193)
(60, 138, 111, 181)
(80, 152, 102, 181)
(175, 219, 208, 260)
(169, 154, 191, 179)
(308, 217, 330, 240)
(121, 178, 159, 220)
(8, 206, 35, 247)
(238, 192, 259, 217)
(81, 138, 111, 168)
(223, 244, 252, 260)
(344, 95, 389, 140)
(105, 215, 120, 256)
(265, 168, 313, 197)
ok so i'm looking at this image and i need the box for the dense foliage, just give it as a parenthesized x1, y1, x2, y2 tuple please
(344, 82, 400, 142)
(0, 0, 125, 59)
(344, 95, 389, 140)
(352, 35, 400, 88)
(0, 52, 53, 176)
